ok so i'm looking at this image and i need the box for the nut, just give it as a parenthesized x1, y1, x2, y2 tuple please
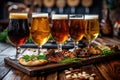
(66, 74, 71, 79)
(91, 73, 96, 77)
(89, 76, 94, 80)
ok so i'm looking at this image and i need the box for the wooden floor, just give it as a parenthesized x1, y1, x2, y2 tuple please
(0, 37, 120, 80)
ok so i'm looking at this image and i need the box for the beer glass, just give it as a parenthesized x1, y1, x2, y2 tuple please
(8, 13, 30, 60)
(31, 13, 50, 54)
(51, 14, 69, 52)
(69, 15, 84, 49)
(84, 15, 100, 47)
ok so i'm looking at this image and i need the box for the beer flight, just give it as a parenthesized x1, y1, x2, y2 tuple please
(7, 13, 99, 60)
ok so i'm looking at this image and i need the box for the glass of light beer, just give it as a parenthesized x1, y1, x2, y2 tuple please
(69, 14, 84, 49)
(8, 13, 30, 60)
(51, 14, 69, 52)
(31, 13, 50, 54)
(84, 15, 100, 47)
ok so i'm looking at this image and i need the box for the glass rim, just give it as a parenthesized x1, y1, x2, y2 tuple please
(9, 13, 28, 19)
(69, 14, 84, 19)
(32, 13, 48, 18)
(52, 14, 68, 19)
(84, 15, 99, 19)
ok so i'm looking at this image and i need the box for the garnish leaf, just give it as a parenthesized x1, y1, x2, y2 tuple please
(23, 54, 47, 62)
(59, 58, 84, 64)
(23, 55, 31, 62)
(36, 54, 47, 60)
(101, 49, 115, 55)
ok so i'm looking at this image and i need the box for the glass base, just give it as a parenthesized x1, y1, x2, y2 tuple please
(9, 56, 18, 61)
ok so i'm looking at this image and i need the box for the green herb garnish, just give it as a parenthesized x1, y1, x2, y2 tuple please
(23, 55, 31, 62)
(23, 54, 47, 62)
(101, 49, 115, 55)
(59, 58, 84, 64)
(36, 55, 47, 60)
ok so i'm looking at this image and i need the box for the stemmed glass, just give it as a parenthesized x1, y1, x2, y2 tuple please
(84, 15, 100, 48)
(51, 14, 69, 52)
(31, 13, 50, 54)
(69, 14, 84, 49)
(8, 13, 30, 60)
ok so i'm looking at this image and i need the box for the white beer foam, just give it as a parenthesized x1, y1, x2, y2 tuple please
(69, 15, 84, 19)
(52, 14, 68, 19)
(32, 13, 48, 17)
(85, 15, 99, 20)
(9, 13, 28, 19)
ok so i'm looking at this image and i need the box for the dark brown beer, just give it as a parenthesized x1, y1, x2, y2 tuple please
(69, 19, 84, 42)
(51, 15, 69, 44)
(8, 13, 29, 46)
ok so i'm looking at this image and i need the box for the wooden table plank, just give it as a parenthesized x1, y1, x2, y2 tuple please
(0, 46, 27, 56)
(46, 72, 58, 80)
(2, 69, 38, 80)
(0, 67, 11, 80)
(0, 56, 11, 80)
(96, 60, 120, 80)
(0, 43, 10, 53)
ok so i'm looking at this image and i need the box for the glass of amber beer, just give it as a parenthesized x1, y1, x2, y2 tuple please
(31, 13, 50, 54)
(84, 15, 100, 47)
(69, 14, 84, 49)
(8, 13, 30, 60)
(51, 14, 69, 52)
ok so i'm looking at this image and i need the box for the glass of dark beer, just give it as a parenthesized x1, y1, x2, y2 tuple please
(51, 14, 69, 52)
(69, 14, 84, 49)
(8, 13, 30, 60)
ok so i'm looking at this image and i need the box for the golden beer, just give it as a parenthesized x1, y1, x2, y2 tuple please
(84, 15, 100, 41)
(31, 13, 50, 46)
(69, 15, 84, 42)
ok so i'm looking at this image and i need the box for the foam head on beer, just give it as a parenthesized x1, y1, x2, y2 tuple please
(9, 13, 28, 19)
(69, 14, 84, 19)
(52, 14, 68, 19)
(32, 13, 48, 18)
(84, 15, 99, 20)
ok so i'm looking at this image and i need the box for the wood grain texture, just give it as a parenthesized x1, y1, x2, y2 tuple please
(46, 72, 58, 80)
(96, 60, 120, 80)
(0, 43, 10, 53)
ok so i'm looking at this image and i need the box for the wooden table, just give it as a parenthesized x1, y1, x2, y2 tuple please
(0, 37, 120, 80)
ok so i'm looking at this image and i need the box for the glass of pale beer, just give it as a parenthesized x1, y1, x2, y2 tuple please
(84, 15, 100, 47)
(69, 14, 84, 49)
(8, 13, 30, 60)
(51, 14, 69, 52)
(31, 13, 50, 54)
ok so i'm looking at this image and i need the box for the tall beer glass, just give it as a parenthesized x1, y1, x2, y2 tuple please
(31, 13, 50, 54)
(84, 15, 100, 47)
(69, 15, 84, 49)
(8, 13, 30, 60)
(51, 14, 69, 51)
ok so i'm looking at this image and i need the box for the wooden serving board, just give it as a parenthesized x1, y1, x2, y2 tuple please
(4, 52, 120, 76)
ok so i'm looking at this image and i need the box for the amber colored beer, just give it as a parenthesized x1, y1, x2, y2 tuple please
(84, 15, 100, 41)
(8, 13, 29, 46)
(69, 16, 84, 42)
(51, 15, 69, 44)
(31, 13, 50, 46)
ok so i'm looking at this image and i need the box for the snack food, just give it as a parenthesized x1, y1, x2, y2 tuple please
(19, 55, 48, 66)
